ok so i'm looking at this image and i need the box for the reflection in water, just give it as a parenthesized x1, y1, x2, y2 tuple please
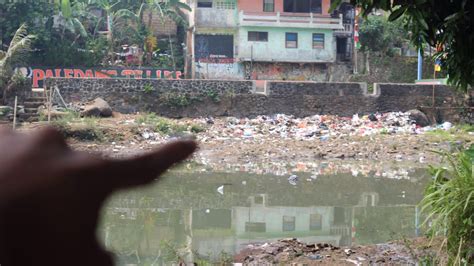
(99, 166, 429, 265)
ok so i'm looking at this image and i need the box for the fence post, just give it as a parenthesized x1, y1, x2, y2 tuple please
(12, 96, 17, 130)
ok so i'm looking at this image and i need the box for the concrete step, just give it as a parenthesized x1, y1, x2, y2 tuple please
(24, 108, 38, 114)
(24, 101, 45, 108)
(26, 97, 47, 102)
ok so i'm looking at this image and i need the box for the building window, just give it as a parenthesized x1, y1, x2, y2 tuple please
(313, 33, 325, 49)
(248, 31, 268, 42)
(310, 213, 323, 230)
(245, 222, 266, 232)
(282, 216, 296, 231)
(197, 0, 213, 8)
(263, 0, 274, 12)
(215, 1, 236, 9)
(283, 0, 322, 13)
(285, 33, 298, 48)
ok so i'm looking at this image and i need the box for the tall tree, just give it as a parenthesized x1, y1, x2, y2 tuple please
(332, 0, 473, 93)
(0, 24, 35, 103)
(86, 0, 141, 61)
(139, 0, 191, 69)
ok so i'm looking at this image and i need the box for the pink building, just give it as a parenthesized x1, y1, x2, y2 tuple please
(187, 0, 354, 80)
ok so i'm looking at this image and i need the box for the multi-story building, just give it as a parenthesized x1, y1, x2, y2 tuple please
(184, 0, 354, 80)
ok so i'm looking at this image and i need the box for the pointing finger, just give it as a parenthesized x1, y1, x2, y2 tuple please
(101, 140, 197, 192)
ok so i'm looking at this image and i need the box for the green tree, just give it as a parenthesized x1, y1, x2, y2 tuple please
(86, 0, 142, 61)
(332, 0, 473, 92)
(359, 15, 408, 54)
(139, 0, 191, 69)
(0, 24, 35, 103)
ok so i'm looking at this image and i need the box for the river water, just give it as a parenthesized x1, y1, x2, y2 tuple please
(98, 163, 430, 265)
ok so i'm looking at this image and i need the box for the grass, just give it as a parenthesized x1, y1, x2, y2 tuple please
(40, 111, 106, 142)
(425, 124, 474, 142)
(136, 112, 207, 136)
(421, 145, 474, 264)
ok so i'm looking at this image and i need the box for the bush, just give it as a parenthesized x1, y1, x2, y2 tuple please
(136, 112, 159, 125)
(359, 15, 409, 55)
(190, 124, 206, 134)
(421, 145, 474, 264)
(154, 118, 172, 134)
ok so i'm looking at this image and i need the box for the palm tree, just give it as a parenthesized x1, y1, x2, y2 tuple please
(0, 24, 35, 104)
(139, 0, 191, 70)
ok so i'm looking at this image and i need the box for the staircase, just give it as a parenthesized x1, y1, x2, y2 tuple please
(20, 88, 47, 122)
(21, 96, 46, 122)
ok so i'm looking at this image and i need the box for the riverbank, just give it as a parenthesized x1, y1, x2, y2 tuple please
(234, 237, 448, 265)
(14, 113, 469, 264)
(16, 113, 473, 172)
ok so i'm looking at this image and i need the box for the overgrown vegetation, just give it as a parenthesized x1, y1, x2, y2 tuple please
(136, 112, 207, 135)
(159, 92, 190, 107)
(350, 55, 438, 83)
(424, 124, 474, 142)
(332, 0, 473, 93)
(359, 15, 408, 56)
(0, 0, 190, 69)
(41, 110, 106, 141)
(0, 24, 35, 103)
(421, 146, 474, 264)
(142, 83, 155, 93)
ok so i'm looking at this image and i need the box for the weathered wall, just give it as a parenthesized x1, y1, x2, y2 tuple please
(238, 27, 336, 63)
(196, 7, 237, 29)
(243, 62, 328, 81)
(143, 10, 178, 37)
(196, 62, 244, 79)
(44, 78, 466, 121)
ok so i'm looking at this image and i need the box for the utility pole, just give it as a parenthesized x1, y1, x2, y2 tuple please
(417, 47, 423, 80)
(353, 7, 360, 74)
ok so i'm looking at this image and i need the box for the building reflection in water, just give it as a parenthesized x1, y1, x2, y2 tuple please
(99, 168, 428, 264)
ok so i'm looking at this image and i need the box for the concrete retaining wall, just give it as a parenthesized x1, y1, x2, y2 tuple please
(44, 78, 466, 121)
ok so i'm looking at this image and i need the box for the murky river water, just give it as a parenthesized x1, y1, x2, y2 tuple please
(98, 162, 430, 265)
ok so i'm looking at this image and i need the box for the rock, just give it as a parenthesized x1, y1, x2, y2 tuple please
(0, 106, 13, 117)
(81, 98, 112, 117)
(408, 109, 430, 127)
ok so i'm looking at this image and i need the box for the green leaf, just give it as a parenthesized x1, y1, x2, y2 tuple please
(329, 0, 342, 12)
(61, 0, 72, 18)
(388, 6, 407, 21)
(464, 145, 474, 161)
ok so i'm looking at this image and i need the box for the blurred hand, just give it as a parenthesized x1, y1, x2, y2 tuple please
(0, 127, 196, 266)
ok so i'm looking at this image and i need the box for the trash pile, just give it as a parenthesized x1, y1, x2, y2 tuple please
(199, 160, 418, 180)
(234, 238, 428, 265)
(195, 112, 450, 142)
(235, 238, 341, 265)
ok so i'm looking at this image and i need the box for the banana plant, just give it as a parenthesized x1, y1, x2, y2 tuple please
(53, 0, 88, 41)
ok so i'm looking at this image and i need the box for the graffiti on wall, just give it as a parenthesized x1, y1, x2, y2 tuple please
(17, 67, 182, 88)
(243, 62, 328, 81)
(196, 62, 243, 79)
(194, 34, 241, 78)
